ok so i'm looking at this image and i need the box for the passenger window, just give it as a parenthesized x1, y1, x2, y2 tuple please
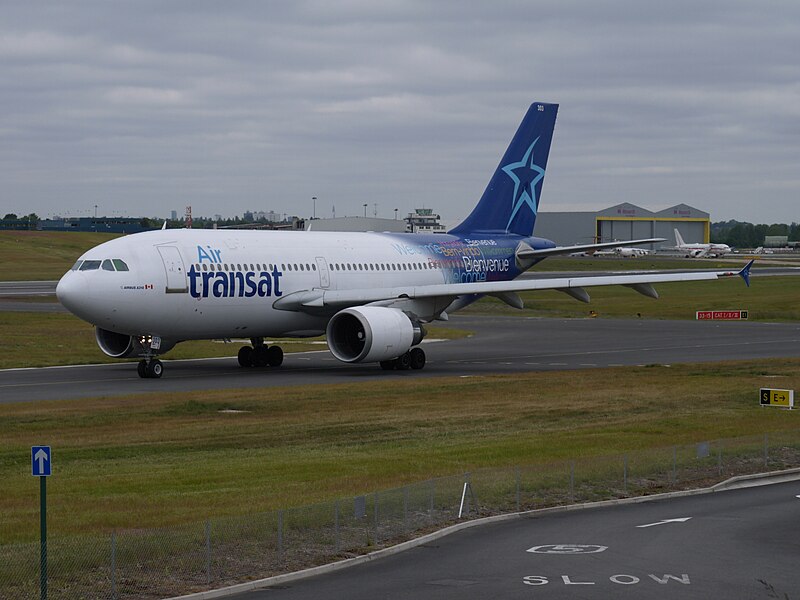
(101, 259, 115, 271)
(80, 260, 101, 271)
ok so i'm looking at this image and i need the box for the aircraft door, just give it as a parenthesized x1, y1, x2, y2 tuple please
(315, 257, 330, 288)
(157, 246, 188, 293)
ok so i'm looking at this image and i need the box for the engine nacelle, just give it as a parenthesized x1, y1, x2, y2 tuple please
(95, 328, 175, 358)
(326, 306, 424, 363)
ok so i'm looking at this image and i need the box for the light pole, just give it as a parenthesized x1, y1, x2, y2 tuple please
(363, 203, 368, 218)
(394, 208, 398, 220)
(312, 197, 317, 219)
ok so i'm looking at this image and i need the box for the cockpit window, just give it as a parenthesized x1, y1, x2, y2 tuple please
(102, 259, 115, 271)
(112, 259, 129, 271)
(79, 260, 102, 271)
(71, 260, 83, 271)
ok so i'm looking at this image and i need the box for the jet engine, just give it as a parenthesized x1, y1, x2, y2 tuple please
(95, 327, 175, 358)
(326, 306, 424, 363)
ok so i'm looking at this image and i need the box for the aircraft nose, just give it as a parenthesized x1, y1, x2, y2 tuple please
(56, 271, 84, 314)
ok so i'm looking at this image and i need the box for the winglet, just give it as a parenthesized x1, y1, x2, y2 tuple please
(738, 259, 754, 287)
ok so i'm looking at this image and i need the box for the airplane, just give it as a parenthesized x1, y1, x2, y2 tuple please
(56, 102, 753, 378)
(674, 228, 732, 258)
(590, 246, 651, 258)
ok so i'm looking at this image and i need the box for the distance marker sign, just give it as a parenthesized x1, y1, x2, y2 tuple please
(760, 388, 794, 409)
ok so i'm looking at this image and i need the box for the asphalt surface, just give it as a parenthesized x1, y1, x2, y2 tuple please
(2, 315, 800, 403)
(230, 480, 800, 600)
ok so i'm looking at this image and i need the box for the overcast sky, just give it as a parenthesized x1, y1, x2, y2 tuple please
(2, 1, 798, 226)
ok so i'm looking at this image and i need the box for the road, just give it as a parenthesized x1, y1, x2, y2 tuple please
(2, 315, 800, 403)
(224, 480, 800, 600)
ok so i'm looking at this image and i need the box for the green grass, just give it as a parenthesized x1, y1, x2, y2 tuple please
(1, 359, 799, 543)
(0, 231, 121, 280)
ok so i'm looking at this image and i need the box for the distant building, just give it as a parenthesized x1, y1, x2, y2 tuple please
(764, 235, 789, 248)
(170, 210, 178, 220)
(535, 203, 711, 250)
(305, 216, 407, 233)
(40, 217, 155, 234)
(0, 218, 33, 230)
(407, 208, 446, 234)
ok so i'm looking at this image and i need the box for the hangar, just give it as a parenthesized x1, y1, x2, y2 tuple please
(535, 203, 710, 250)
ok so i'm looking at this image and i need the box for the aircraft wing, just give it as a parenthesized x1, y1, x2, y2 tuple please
(517, 237, 665, 259)
(273, 261, 754, 314)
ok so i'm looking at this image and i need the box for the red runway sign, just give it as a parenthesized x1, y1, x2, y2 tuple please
(696, 310, 748, 320)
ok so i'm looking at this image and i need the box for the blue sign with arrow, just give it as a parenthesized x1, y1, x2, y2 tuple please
(32, 446, 51, 477)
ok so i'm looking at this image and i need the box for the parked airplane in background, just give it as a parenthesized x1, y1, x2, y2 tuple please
(674, 229, 732, 258)
(590, 246, 651, 258)
(57, 103, 753, 378)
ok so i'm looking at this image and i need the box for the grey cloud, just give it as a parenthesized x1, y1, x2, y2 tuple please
(1, 0, 798, 223)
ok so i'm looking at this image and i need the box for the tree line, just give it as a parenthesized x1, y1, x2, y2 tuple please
(710, 220, 800, 248)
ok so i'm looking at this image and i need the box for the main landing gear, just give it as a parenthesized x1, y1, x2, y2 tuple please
(380, 347, 426, 371)
(238, 338, 284, 368)
(137, 359, 163, 379)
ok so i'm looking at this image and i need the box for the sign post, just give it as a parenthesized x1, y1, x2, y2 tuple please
(31, 446, 51, 600)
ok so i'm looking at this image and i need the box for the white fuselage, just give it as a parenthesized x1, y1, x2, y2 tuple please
(56, 229, 516, 342)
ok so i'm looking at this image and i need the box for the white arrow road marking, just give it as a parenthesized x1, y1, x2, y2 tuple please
(636, 517, 692, 528)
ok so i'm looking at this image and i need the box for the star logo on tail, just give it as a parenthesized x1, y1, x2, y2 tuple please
(501, 137, 545, 232)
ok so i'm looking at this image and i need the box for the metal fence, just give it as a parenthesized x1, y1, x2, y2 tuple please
(2, 429, 799, 599)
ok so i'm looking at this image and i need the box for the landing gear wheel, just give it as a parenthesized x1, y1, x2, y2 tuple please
(238, 346, 254, 368)
(396, 352, 412, 370)
(137, 360, 148, 378)
(252, 345, 269, 367)
(380, 360, 396, 371)
(409, 347, 426, 370)
(267, 345, 284, 367)
(147, 359, 163, 379)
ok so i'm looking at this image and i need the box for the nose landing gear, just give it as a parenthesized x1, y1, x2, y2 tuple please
(137, 359, 163, 379)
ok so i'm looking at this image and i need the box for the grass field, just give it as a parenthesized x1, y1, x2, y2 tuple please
(2, 358, 799, 543)
(0, 231, 120, 281)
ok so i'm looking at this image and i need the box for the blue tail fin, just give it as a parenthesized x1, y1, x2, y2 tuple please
(449, 102, 558, 237)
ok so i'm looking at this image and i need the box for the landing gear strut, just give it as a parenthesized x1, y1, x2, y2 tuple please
(380, 347, 426, 371)
(238, 338, 284, 368)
